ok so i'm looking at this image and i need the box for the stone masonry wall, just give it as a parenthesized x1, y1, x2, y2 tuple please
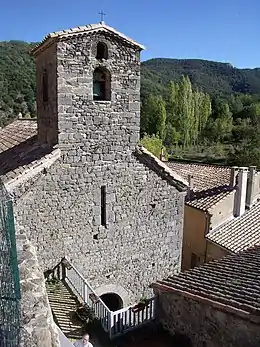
(13, 157, 185, 303)
(56, 31, 140, 156)
(36, 43, 58, 146)
(17, 227, 60, 347)
(12, 30, 185, 304)
(155, 290, 260, 347)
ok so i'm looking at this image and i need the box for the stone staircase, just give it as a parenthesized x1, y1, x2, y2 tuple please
(46, 280, 116, 347)
(46, 280, 83, 342)
(46, 279, 178, 347)
(45, 258, 158, 346)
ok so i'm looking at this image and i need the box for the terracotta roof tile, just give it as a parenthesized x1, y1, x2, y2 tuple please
(206, 201, 260, 252)
(185, 185, 235, 211)
(166, 161, 231, 191)
(154, 245, 260, 315)
(0, 119, 54, 184)
(0, 119, 37, 153)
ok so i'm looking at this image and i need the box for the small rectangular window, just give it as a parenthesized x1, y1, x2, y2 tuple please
(101, 186, 106, 227)
(42, 69, 48, 102)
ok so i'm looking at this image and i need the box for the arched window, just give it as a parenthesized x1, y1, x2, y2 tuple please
(42, 68, 48, 102)
(96, 42, 108, 60)
(93, 67, 111, 101)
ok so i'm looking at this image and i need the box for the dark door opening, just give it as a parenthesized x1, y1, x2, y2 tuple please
(100, 293, 123, 312)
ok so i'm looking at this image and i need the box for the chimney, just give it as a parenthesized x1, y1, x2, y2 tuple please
(246, 166, 256, 208)
(234, 167, 248, 217)
(187, 174, 194, 199)
(230, 166, 239, 187)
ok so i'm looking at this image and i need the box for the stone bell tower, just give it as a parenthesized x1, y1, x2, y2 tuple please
(32, 22, 144, 163)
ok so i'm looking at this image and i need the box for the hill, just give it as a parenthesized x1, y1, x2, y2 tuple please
(0, 41, 260, 126)
(0, 41, 36, 126)
(141, 58, 260, 98)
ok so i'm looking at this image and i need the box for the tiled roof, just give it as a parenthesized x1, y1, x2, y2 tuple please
(0, 119, 56, 185)
(153, 245, 260, 315)
(32, 22, 145, 56)
(166, 161, 231, 191)
(135, 146, 188, 192)
(206, 201, 260, 252)
(0, 119, 37, 154)
(185, 185, 235, 211)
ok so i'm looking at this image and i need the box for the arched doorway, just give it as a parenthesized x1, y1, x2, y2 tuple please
(100, 293, 123, 312)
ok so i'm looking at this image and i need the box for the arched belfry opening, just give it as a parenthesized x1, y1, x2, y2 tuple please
(93, 67, 111, 101)
(100, 293, 123, 312)
(96, 42, 108, 60)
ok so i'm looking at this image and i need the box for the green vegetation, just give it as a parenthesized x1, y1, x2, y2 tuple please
(141, 77, 260, 168)
(0, 41, 259, 167)
(140, 134, 166, 159)
(0, 41, 36, 126)
(141, 58, 260, 98)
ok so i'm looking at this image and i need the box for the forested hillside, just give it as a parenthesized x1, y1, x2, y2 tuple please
(0, 41, 36, 126)
(0, 41, 259, 167)
(141, 58, 260, 98)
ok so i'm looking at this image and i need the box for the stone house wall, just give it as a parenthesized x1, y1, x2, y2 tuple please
(35, 43, 58, 146)
(13, 156, 185, 303)
(155, 290, 260, 347)
(11, 31, 185, 303)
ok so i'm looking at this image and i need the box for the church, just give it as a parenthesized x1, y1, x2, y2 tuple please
(0, 21, 188, 310)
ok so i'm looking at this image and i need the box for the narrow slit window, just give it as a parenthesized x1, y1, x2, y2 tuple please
(101, 186, 106, 227)
(42, 68, 48, 102)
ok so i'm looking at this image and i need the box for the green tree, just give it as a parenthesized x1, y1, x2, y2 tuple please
(204, 102, 233, 142)
(140, 134, 166, 158)
(140, 94, 166, 139)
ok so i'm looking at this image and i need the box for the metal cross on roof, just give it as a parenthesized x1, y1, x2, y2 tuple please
(99, 11, 106, 23)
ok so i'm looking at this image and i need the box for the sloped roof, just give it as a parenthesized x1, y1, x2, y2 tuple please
(206, 201, 260, 252)
(166, 161, 231, 191)
(32, 22, 145, 56)
(185, 185, 235, 212)
(0, 119, 57, 186)
(152, 245, 260, 316)
(0, 120, 187, 192)
(135, 146, 188, 192)
(0, 119, 37, 154)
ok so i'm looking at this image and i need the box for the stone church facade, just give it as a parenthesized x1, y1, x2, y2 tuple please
(2, 23, 187, 305)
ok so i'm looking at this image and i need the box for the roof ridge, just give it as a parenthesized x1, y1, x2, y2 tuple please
(31, 22, 145, 56)
(168, 160, 231, 169)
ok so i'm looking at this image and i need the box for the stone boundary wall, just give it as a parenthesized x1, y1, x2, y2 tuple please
(17, 227, 60, 347)
(155, 290, 260, 347)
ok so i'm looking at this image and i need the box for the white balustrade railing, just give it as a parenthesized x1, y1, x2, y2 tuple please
(111, 297, 155, 337)
(51, 258, 155, 339)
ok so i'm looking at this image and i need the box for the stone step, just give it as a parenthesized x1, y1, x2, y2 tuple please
(46, 280, 84, 340)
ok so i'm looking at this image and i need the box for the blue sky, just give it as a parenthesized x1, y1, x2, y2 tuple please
(0, 0, 259, 68)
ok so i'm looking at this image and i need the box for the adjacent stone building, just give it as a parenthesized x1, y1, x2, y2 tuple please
(0, 22, 187, 307)
(152, 245, 260, 347)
